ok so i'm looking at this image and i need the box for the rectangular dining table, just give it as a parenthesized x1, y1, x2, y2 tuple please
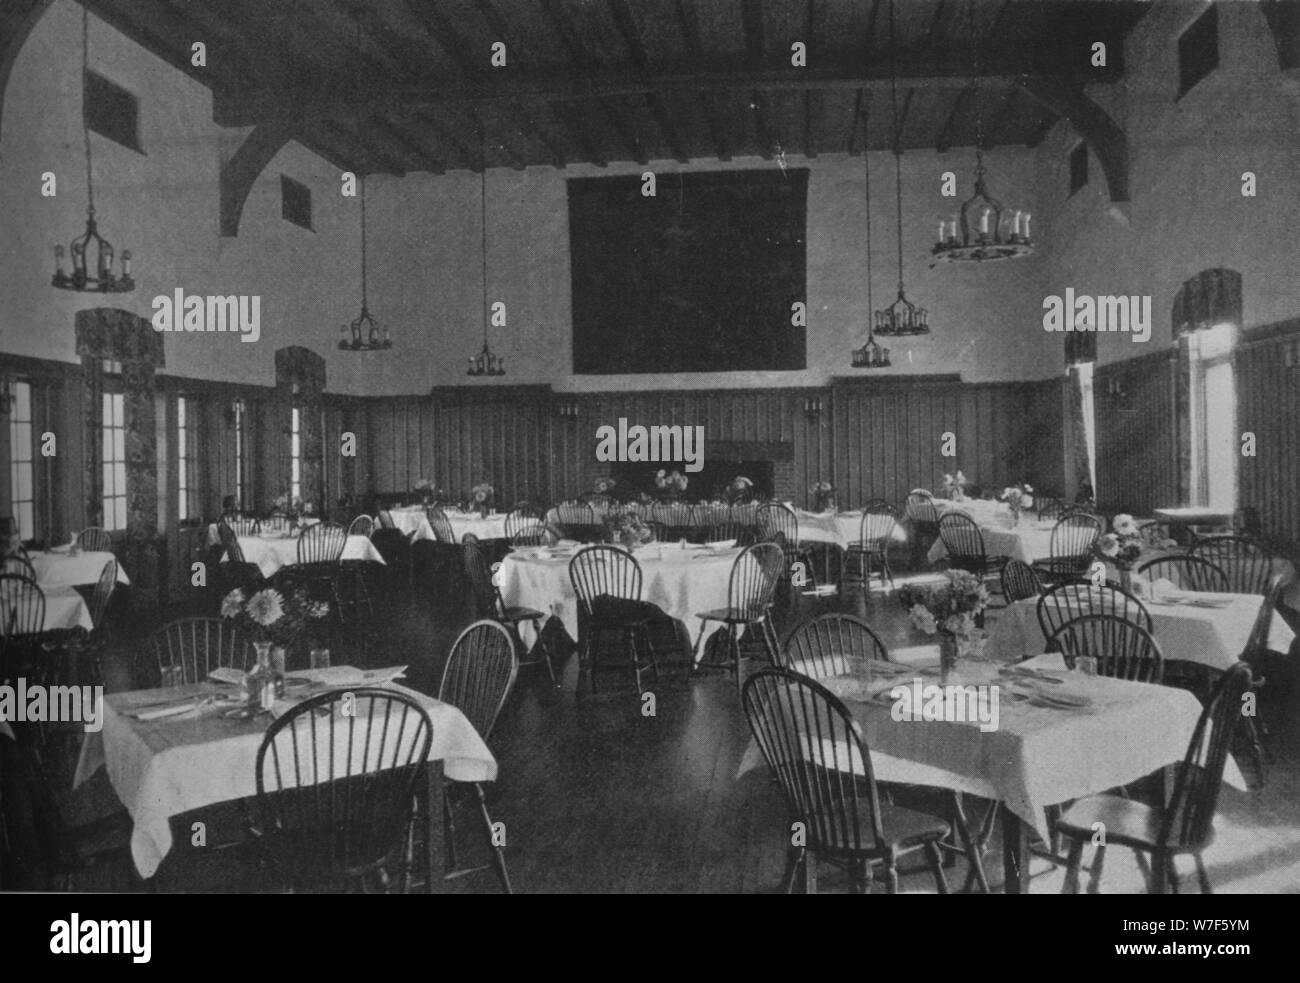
(225, 533, 386, 579)
(987, 590, 1294, 670)
(74, 669, 497, 880)
(29, 548, 129, 589)
(926, 502, 1056, 565)
(739, 654, 1245, 892)
(1, 581, 93, 633)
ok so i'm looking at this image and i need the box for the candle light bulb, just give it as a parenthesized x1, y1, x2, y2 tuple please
(121, 250, 132, 277)
(1023, 213, 1032, 238)
(980, 209, 990, 234)
(54, 244, 65, 273)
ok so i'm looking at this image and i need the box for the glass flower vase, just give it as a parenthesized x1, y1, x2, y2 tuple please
(244, 641, 275, 711)
(939, 632, 959, 682)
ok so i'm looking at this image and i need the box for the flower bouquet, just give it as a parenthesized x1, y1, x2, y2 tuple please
(1096, 514, 1176, 587)
(654, 469, 688, 499)
(413, 478, 444, 506)
(1000, 483, 1035, 525)
(221, 587, 331, 706)
(470, 482, 495, 518)
(810, 480, 836, 513)
(593, 477, 617, 497)
(942, 470, 969, 501)
(724, 476, 754, 505)
(898, 570, 991, 677)
(604, 511, 655, 550)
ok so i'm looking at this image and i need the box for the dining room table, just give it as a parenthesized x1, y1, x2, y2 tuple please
(224, 531, 386, 579)
(987, 587, 1295, 670)
(28, 547, 130, 589)
(497, 541, 743, 658)
(387, 506, 511, 543)
(794, 509, 909, 550)
(738, 649, 1247, 892)
(926, 499, 1057, 565)
(73, 666, 497, 880)
(1, 580, 94, 633)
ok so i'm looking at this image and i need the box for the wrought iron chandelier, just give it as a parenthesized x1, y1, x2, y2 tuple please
(931, 0, 1033, 265)
(337, 174, 392, 351)
(52, 7, 133, 294)
(852, 109, 890, 368)
(467, 130, 504, 377)
(874, 0, 929, 337)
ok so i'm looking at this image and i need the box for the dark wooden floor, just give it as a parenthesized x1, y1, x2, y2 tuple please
(7, 550, 1300, 894)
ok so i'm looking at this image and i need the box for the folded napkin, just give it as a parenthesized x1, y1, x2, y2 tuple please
(130, 700, 202, 722)
(704, 539, 738, 549)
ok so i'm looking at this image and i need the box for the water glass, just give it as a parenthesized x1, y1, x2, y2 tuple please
(309, 647, 331, 670)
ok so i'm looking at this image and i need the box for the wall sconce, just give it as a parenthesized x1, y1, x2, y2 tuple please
(1106, 377, 1127, 400)
(803, 397, 822, 422)
(555, 402, 580, 420)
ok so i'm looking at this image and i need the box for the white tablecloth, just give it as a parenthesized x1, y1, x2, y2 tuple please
(741, 660, 1244, 842)
(795, 510, 908, 549)
(29, 549, 129, 588)
(987, 592, 1294, 670)
(73, 673, 497, 878)
(499, 544, 742, 655)
(1, 583, 93, 632)
(927, 503, 1056, 565)
(206, 519, 319, 547)
(387, 507, 509, 543)
(228, 535, 385, 579)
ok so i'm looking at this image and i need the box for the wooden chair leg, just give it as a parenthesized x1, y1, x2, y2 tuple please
(802, 851, 818, 894)
(1149, 851, 1169, 895)
(1087, 844, 1106, 894)
(926, 841, 950, 894)
(1062, 839, 1084, 894)
(882, 851, 900, 894)
(1195, 853, 1213, 894)
(781, 847, 803, 894)
(442, 787, 459, 874)
(475, 783, 512, 895)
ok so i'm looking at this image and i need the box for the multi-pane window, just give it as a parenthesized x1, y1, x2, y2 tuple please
(102, 391, 126, 531)
(232, 399, 247, 511)
(8, 381, 34, 539)
(290, 406, 301, 501)
(177, 396, 199, 521)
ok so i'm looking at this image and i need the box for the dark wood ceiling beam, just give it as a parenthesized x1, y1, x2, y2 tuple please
(501, 102, 567, 169)
(0, 0, 53, 141)
(78, 0, 206, 84)
(741, 0, 776, 156)
(364, 116, 446, 174)
(846, 88, 867, 155)
(213, 48, 1105, 126)
(935, 83, 974, 153)
(986, 87, 1023, 146)
(464, 108, 527, 170)
(893, 88, 914, 153)
(412, 110, 480, 165)
(1261, 0, 1300, 75)
(674, 0, 728, 160)
(314, 120, 407, 175)
(539, 0, 646, 164)
(1018, 78, 1129, 201)
(749, 91, 774, 160)
(219, 121, 293, 237)
(548, 102, 607, 167)
(608, 0, 689, 162)
(403, 0, 479, 73)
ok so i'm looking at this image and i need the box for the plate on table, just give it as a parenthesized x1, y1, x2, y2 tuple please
(1028, 685, 1093, 710)
(822, 676, 895, 704)
(1183, 595, 1237, 609)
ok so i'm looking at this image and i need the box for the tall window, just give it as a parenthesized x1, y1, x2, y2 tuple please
(1075, 362, 1098, 492)
(177, 396, 199, 521)
(8, 381, 34, 539)
(1189, 324, 1237, 510)
(290, 406, 301, 500)
(232, 399, 247, 510)
(102, 390, 126, 531)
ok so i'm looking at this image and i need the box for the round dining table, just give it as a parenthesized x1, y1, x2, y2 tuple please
(498, 542, 744, 659)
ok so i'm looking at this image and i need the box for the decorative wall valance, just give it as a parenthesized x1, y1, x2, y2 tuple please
(274, 346, 326, 397)
(74, 308, 164, 366)
(1171, 268, 1242, 338)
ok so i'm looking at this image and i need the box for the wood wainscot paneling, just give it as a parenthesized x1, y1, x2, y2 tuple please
(1236, 319, 1300, 547)
(1094, 348, 1180, 515)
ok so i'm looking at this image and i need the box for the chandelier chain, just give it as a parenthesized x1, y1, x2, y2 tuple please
(971, 0, 986, 178)
(888, 0, 904, 293)
(359, 174, 368, 311)
(480, 128, 489, 347)
(81, 6, 95, 216)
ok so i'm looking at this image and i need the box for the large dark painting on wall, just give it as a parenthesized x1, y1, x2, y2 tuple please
(568, 169, 808, 374)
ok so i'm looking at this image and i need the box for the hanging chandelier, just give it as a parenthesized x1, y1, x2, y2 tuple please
(931, 0, 1033, 265)
(874, 0, 929, 337)
(852, 111, 890, 368)
(468, 130, 504, 377)
(52, 8, 133, 294)
(337, 174, 392, 350)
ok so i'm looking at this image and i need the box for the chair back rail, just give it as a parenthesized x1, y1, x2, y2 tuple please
(1136, 555, 1230, 593)
(1036, 582, 1153, 644)
(438, 619, 519, 742)
(1000, 560, 1042, 603)
(255, 688, 433, 887)
(150, 616, 252, 685)
(1048, 613, 1164, 682)
(781, 613, 889, 677)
